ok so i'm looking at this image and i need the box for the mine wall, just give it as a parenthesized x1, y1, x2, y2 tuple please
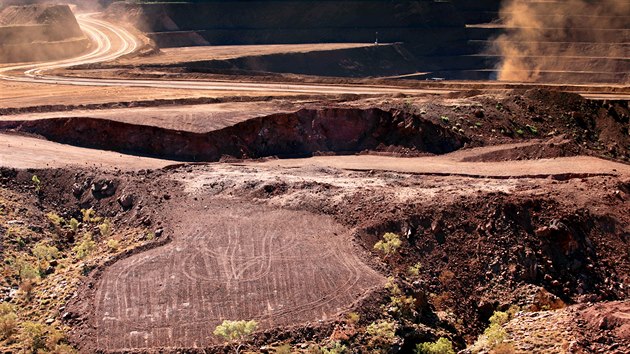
(104, 0, 629, 83)
(0, 108, 468, 161)
(105, 0, 474, 64)
(172, 44, 420, 77)
(103, 0, 494, 79)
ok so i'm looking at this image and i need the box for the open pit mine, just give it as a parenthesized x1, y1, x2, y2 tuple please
(0, 1, 628, 353)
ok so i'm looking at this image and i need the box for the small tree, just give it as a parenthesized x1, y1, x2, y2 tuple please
(213, 320, 258, 354)
(374, 232, 402, 257)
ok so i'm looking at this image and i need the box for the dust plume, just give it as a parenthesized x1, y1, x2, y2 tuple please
(493, 0, 630, 83)
(0, 3, 89, 63)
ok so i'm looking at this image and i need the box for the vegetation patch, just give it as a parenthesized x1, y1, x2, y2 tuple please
(0, 187, 153, 353)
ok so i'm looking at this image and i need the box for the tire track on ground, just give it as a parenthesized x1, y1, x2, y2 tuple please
(93, 199, 384, 351)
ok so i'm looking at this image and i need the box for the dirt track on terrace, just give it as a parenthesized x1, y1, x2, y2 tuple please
(0, 80, 301, 109)
(94, 198, 383, 351)
(0, 133, 174, 170)
(119, 43, 377, 65)
(2, 100, 305, 132)
(253, 152, 630, 178)
(3, 129, 628, 178)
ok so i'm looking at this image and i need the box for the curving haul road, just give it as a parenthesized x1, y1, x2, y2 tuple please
(0, 13, 449, 96)
(0, 13, 627, 99)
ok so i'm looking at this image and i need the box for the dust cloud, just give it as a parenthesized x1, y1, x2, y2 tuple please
(493, 0, 630, 82)
(0, 2, 89, 63)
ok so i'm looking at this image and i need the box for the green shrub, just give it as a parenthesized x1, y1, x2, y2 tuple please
(366, 320, 398, 351)
(374, 232, 402, 257)
(384, 278, 416, 317)
(309, 341, 347, 354)
(526, 124, 538, 134)
(213, 320, 258, 354)
(17, 258, 40, 281)
(346, 312, 360, 324)
(46, 212, 65, 227)
(67, 218, 79, 233)
(73, 233, 96, 260)
(81, 208, 101, 224)
(322, 341, 347, 354)
(145, 231, 156, 241)
(470, 310, 512, 353)
(33, 242, 60, 274)
(107, 239, 120, 251)
(489, 311, 509, 326)
(416, 337, 455, 354)
(0, 303, 18, 340)
(98, 219, 113, 238)
(32, 175, 41, 192)
(21, 322, 47, 352)
(33, 242, 59, 262)
(408, 263, 422, 277)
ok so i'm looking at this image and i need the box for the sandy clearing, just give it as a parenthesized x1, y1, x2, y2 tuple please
(0, 133, 175, 170)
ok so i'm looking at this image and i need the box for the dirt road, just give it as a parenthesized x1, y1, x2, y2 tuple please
(0, 14, 449, 96)
(2, 13, 625, 100)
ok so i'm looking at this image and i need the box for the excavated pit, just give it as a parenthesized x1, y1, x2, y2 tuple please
(0, 108, 468, 162)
